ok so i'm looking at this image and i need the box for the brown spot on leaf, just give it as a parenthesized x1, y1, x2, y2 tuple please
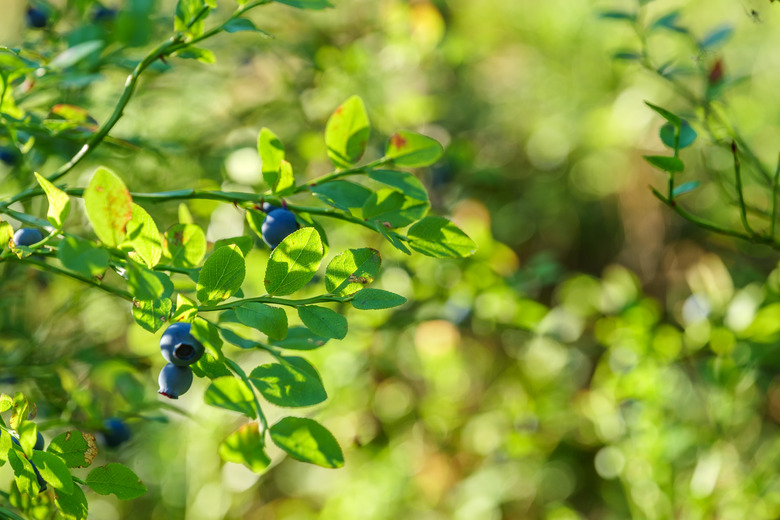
(82, 432, 98, 467)
(390, 133, 407, 149)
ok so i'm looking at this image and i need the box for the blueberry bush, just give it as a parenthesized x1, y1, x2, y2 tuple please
(0, 0, 475, 518)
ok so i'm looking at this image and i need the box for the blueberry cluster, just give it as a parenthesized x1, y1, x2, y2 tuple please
(157, 322, 204, 399)
(11, 432, 47, 492)
(260, 203, 298, 250)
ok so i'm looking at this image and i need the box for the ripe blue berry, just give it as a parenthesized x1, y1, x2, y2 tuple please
(13, 228, 43, 247)
(261, 208, 297, 249)
(26, 7, 47, 28)
(91, 5, 117, 22)
(0, 148, 17, 166)
(158, 363, 193, 399)
(102, 418, 131, 447)
(160, 322, 205, 366)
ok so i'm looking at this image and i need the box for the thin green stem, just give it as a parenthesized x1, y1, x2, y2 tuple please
(651, 187, 777, 246)
(771, 152, 780, 238)
(297, 157, 390, 190)
(223, 357, 268, 433)
(199, 294, 349, 312)
(731, 141, 753, 236)
(22, 258, 133, 301)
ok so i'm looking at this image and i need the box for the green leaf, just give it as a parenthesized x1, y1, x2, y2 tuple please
(223, 18, 271, 36)
(55, 484, 88, 520)
(34, 173, 70, 228)
(31, 451, 73, 493)
(178, 204, 194, 224)
(351, 288, 407, 310)
(269, 417, 343, 468)
(175, 0, 209, 35)
(264, 227, 324, 296)
(297, 306, 347, 340)
(270, 326, 329, 350)
(164, 223, 206, 268)
(249, 357, 327, 407)
(672, 181, 700, 197)
(47, 431, 97, 468)
(373, 222, 412, 255)
(172, 293, 198, 323)
(214, 236, 253, 257)
(83, 167, 133, 247)
(49, 41, 103, 70)
(362, 188, 429, 229)
(218, 422, 271, 474)
(310, 181, 372, 211)
(175, 47, 216, 64)
(86, 463, 146, 500)
(8, 449, 39, 496)
(235, 303, 288, 340)
(699, 24, 733, 49)
(197, 244, 246, 305)
(275, 0, 333, 9)
(0, 430, 11, 467)
(219, 328, 259, 349)
(58, 237, 109, 277)
(612, 51, 643, 61)
(406, 216, 477, 258)
(125, 204, 162, 268)
(17, 422, 37, 458)
(369, 170, 428, 201)
(0, 221, 12, 252)
(126, 262, 165, 301)
(191, 351, 232, 379)
(644, 101, 682, 128)
(275, 160, 296, 195)
(598, 10, 636, 20)
(132, 298, 172, 333)
(325, 248, 381, 296)
(204, 377, 256, 418)
(191, 317, 224, 358)
(325, 95, 370, 168)
(384, 131, 443, 168)
(644, 155, 684, 173)
(258, 128, 285, 190)
(660, 121, 697, 149)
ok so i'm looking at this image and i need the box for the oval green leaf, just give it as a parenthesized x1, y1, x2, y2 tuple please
(351, 288, 407, 310)
(85, 463, 146, 500)
(249, 357, 327, 408)
(83, 167, 133, 247)
(326, 95, 370, 168)
(325, 247, 381, 296)
(406, 216, 477, 258)
(197, 244, 246, 306)
(384, 131, 443, 168)
(297, 305, 347, 340)
(269, 417, 343, 468)
(264, 227, 324, 296)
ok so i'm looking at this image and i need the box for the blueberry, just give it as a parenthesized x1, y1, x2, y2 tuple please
(158, 363, 193, 399)
(101, 417, 131, 447)
(261, 208, 298, 249)
(13, 228, 43, 247)
(159, 322, 205, 366)
(34, 431, 44, 451)
(26, 7, 47, 28)
(91, 5, 117, 22)
(0, 148, 17, 166)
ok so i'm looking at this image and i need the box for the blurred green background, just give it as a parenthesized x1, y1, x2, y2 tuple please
(4, 0, 780, 518)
